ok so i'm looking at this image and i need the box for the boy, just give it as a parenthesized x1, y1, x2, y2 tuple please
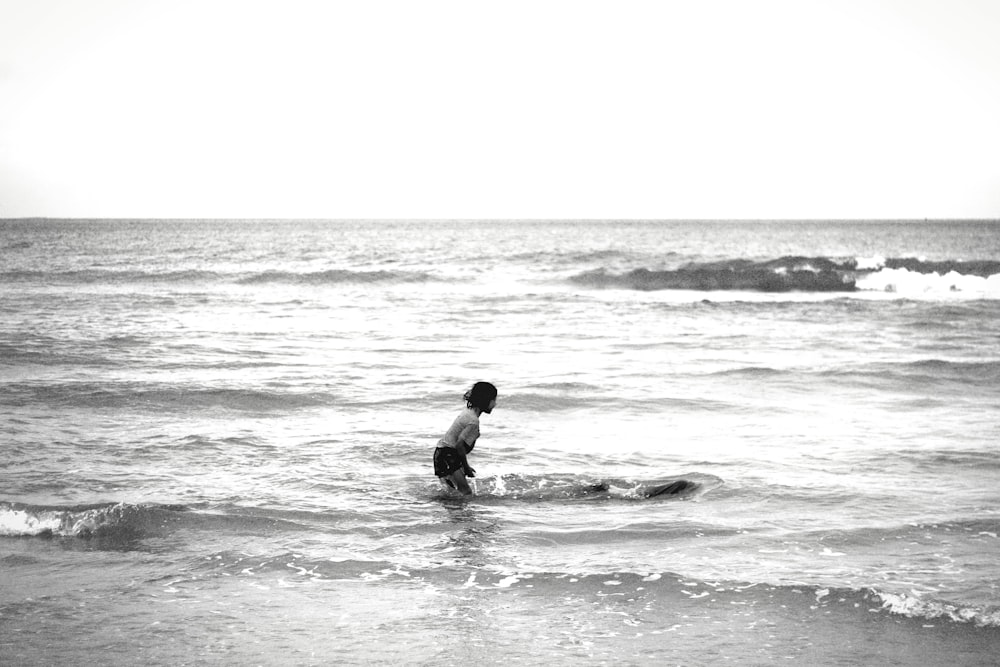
(433, 382, 497, 495)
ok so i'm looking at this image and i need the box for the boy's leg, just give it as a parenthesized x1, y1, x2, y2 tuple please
(447, 469, 473, 495)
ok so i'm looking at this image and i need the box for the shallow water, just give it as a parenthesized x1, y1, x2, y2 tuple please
(2, 219, 999, 665)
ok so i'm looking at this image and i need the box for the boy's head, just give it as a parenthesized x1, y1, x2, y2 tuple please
(465, 381, 498, 413)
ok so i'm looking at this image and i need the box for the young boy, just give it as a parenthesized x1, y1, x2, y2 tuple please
(433, 382, 497, 495)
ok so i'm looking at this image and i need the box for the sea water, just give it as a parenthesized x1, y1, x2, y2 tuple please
(1, 219, 998, 666)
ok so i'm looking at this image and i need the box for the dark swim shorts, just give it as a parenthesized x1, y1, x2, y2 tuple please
(433, 446, 463, 477)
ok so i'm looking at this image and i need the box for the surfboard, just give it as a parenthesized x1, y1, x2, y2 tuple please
(584, 479, 695, 498)
(644, 479, 692, 497)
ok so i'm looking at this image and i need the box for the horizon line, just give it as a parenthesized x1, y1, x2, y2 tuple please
(3, 217, 999, 223)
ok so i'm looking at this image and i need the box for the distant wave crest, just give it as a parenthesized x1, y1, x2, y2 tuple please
(0, 268, 435, 286)
(235, 269, 434, 285)
(569, 256, 1000, 294)
(571, 257, 856, 292)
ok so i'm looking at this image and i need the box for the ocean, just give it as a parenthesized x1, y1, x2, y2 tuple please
(1, 219, 998, 666)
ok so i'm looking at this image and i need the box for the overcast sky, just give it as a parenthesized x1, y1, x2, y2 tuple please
(1, 0, 998, 219)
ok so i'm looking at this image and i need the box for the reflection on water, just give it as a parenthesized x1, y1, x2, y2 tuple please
(440, 500, 504, 570)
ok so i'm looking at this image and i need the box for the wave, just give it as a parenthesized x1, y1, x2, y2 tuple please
(401, 568, 1000, 629)
(644, 574, 997, 628)
(6, 502, 995, 628)
(569, 255, 1000, 295)
(872, 587, 1000, 627)
(877, 257, 1000, 277)
(709, 366, 786, 378)
(0, 501, 186, 540)
(0, 343, 120, 368)
(0, 501, 342, 541)
(0, 381, 330, 411)
(0, 268, 436, 286)
(509, 248, 638, 264)
(553, 574, 1000, 629)
(0, 269, 222, 284)
(823, 359, 1000, 390)
(182, 553, 1000, 630)
(571, 258, 856, 292)
(234, 269, 435, 285)
(5, 254, 998, 295)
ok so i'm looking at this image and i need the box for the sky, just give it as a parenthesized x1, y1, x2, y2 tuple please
(1, 0, 998, 220)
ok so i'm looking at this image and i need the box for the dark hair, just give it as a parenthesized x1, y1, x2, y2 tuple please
(464, 381, 497, 410)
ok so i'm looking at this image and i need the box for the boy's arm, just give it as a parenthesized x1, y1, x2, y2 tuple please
(457, 424, 479, 475)
(457, 442, 475, 476)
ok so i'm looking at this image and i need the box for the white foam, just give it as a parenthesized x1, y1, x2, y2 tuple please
(875, 590, 1000, 627)
(0, 507, 63, 536)
(854, 255, 886, 270)
(856, 267, 1000, 298)
(0, 503, 129, 537)
(491, 474, 507, 496)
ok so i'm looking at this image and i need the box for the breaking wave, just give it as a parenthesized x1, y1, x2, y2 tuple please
(0, 502, 185, 539)
(0, 502, 328, 541)
(871, 587, 1000, 627)
(570, 256, 1000, 295)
